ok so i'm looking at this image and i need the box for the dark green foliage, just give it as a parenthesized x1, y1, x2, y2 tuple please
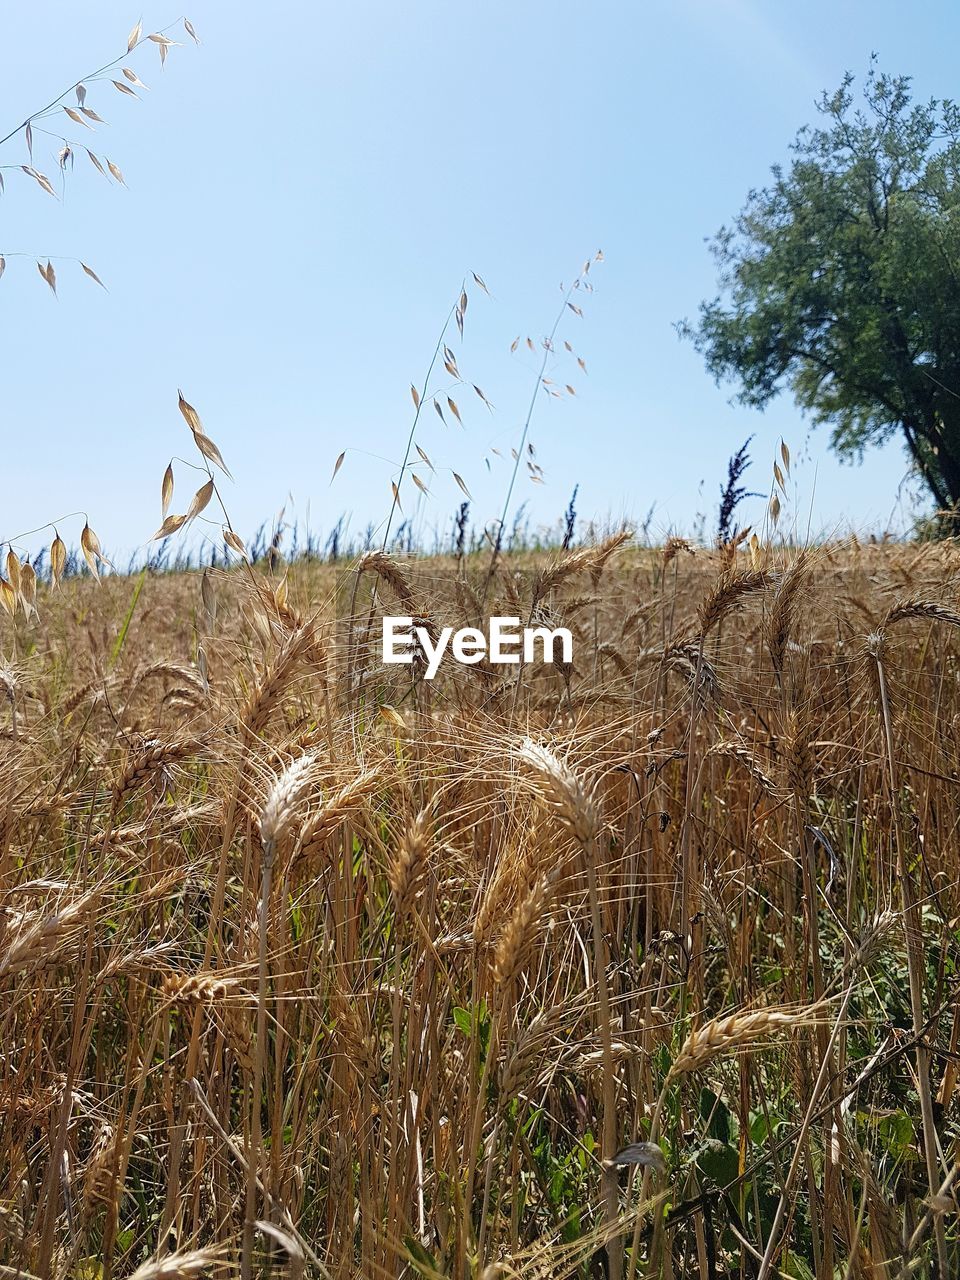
(684, 59, 960, 523)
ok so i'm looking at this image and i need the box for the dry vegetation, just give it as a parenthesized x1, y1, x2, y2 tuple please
(11, 13, 960, 1280)
(1, 534, 960, 1278)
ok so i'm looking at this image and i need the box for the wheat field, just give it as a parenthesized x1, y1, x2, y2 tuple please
(2, 536, 960, 1279)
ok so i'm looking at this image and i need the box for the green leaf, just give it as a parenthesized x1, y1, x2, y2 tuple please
(110, 567, 146, 667)
(699, 1086, 732, 1144)
(403, 1235, 439, 1277)
(781, 1252, 818, 1280)
(750, 1109, 785, 1145)
(696, 1138, 739, 1189)
(453, 1006, 472, 1036)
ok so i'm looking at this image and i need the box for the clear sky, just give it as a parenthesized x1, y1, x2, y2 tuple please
(1, 1, 954, 559)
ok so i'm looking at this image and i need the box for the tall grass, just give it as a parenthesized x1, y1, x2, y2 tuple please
(0, 535, 959, 1276)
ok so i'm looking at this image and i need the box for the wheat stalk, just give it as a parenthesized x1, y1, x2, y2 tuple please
(127, 1250, 226, 1280)
(516, 737, 599, 848)
(667, 1004, 825, 1082)
(387, 809, 432, 918)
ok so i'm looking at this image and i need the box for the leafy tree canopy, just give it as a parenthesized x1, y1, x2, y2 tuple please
(683, 59, 960, 520)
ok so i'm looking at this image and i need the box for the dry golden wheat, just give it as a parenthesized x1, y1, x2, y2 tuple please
(0, 541, 954, 1279)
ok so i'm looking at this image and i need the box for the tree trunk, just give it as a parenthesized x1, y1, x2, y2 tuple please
(902, 421, 952, 512)
(923, 396, 960, 532)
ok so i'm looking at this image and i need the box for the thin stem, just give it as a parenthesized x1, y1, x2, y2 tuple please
(872, 651, 948, 1278)
(241, 835, 275, 1280)
(586, 845, 623, 1280)
(381, 285, 462, 551)
(481, 271, 582, 601)
(0, 21, 186, 152)
(755, 988, 855, 1280)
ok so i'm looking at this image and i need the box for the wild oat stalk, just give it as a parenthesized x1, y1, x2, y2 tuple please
(482, 253, 603, 599)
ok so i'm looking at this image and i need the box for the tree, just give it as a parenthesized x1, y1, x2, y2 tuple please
(683, 60, 960, 525)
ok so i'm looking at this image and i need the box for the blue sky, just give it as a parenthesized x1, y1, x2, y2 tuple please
(0, 1, 954, 558)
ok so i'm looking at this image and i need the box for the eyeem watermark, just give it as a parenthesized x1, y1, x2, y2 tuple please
(382, 616, 573, 680)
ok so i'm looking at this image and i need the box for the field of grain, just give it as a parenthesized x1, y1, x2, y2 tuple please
(3, 537, 960, 1279)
